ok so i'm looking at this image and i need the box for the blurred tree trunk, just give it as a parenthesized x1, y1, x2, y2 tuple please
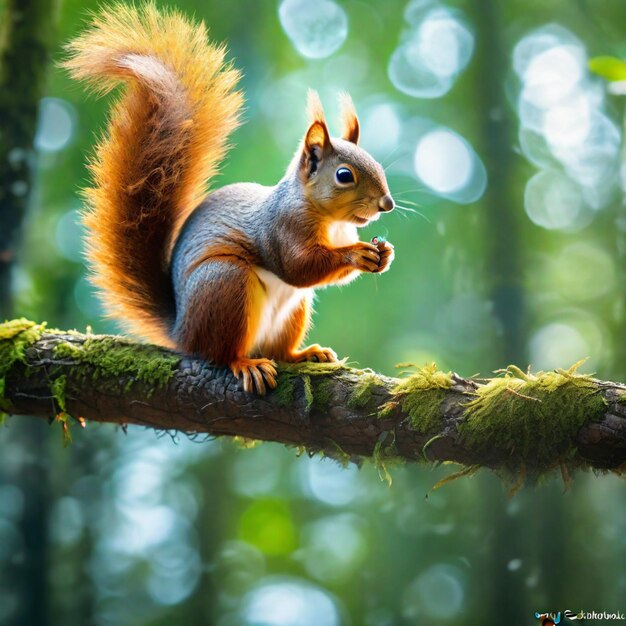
(0, 0, 55, 318)
(181, 456, 226, 625)
(0, 1, 57, 626)
(471, 1, 530, 623)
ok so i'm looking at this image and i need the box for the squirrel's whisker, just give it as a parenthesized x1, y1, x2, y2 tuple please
(395, 198, 422, 208)
(383, 155, 404, 172)
(395, 205, 430, 223)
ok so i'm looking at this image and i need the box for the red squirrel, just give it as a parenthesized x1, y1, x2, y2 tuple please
(63, 4, 395, 395)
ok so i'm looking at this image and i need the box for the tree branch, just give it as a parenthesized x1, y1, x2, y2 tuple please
(1, 320, 625, 479)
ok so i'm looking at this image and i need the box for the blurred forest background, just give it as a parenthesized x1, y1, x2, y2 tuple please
(1, 0, 625, 625)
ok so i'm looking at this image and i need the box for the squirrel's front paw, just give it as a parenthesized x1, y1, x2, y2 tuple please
(373, 239, 394, 274)
(289, 344, 338, 363)
(230, 357, 277, 395)
(346, 242, 380, 273)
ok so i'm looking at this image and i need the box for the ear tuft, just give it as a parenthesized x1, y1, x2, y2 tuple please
(307, 89, 326, 125)
(339, 92, 360, 144)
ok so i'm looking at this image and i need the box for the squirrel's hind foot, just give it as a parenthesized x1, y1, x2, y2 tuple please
(288, 345, 338, 363)
(230, 358, 277, 395)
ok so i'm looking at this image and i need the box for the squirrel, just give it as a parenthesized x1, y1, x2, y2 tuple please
(63, 3, 395, 395)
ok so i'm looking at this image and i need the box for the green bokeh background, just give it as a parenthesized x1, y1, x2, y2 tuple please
(1, 0, 625, 625)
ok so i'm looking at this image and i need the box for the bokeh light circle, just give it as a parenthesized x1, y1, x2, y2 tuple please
(414, 127, 487, 203)
(34, 97, 76, 152)
(524, 170, 591, 231)
(388, 8, 473, 99)
(279, 0, 348, 59)
(244, 578, 340, 626)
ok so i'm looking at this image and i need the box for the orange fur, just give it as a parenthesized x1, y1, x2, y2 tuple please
(272, 218, 369, 288)
(62, 3, 242, 344)
(178, 261, 261, 363)
(184, 230, 260, 278)
(177, 261, 276, 394)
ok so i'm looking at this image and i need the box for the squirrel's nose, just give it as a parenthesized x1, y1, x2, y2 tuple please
(378, 194, 394, 212)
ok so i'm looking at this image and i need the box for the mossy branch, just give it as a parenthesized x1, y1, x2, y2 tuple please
(1, 320, 625, 481)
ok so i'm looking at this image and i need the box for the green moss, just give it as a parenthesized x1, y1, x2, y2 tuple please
(50, 373, 75, 446)
(458, 363, 607, 472)
(373, 437, 393, 485)
(325, 440, 351, 467)
(0, 378, 6, 414)
(0, 318, 40, 341)
(372, 432, 405, 486)
(51, 374, 67, 413)
(313, 379, 334, 411)
(274, 374, 297, 407)
(389, 363, 453, 434)
(377, 401, 397, 419)
(273, 361, 345, 408)
(233, 436, 261, 449)
(281, 361, 346, 377)
(431, 464, 481, 491)
(0, 318, 46, 411)
(348, 372, 384, 409)
(1, 321, 177, 437)
(0, 319, 45, 378)
(53, 336, 179, 394)
(302, 375, 313, 411)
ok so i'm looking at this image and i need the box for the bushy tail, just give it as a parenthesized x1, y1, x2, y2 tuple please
(63, 3, 242, 345)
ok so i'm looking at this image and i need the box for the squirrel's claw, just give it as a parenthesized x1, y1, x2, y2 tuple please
(230, 358, 277, 395)
(348, 242, 381, 273)
(258, 361, 279, 386)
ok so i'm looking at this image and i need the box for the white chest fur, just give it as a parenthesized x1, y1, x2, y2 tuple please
(252, 267, 311, 349)
(327, 221, 358, 247)
(326, 221, 361, 285)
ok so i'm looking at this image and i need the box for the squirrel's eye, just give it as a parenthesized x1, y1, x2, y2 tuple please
(335, 167, 355, 184)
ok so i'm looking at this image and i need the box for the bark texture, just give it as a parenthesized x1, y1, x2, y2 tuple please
(1, 323, 625, 478)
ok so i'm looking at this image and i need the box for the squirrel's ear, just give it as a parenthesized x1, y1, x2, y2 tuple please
(339, 92, 360, 144)
(302, 121, 332, 176)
